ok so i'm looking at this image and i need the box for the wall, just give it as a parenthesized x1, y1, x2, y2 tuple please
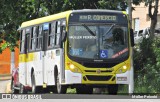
(0, 43, 19, 74)
(132, 2, 160, 31)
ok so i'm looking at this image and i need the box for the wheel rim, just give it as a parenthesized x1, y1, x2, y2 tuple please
(20, 84, 24, 93)
(32, 74, 35, 93)
(32, 84, 35, 93)
(56, 74, 61, 93)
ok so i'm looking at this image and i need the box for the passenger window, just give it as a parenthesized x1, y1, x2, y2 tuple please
(55, 21, 61, 46)
(20, 30, 25, 53)
(36, 26, 43, 50)
(48, 22, 56, 48)
(30, 27, 37, 51)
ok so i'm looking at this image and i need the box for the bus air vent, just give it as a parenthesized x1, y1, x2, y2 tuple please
(80, 62, 119, 68)
(86, 75, 112, 81)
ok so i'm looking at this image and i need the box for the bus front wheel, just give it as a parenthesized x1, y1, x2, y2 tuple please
(31, 72, 41, 93)
(55, 73, 67, 94)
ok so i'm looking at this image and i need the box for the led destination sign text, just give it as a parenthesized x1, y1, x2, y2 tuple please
(79, 15, 117, 21)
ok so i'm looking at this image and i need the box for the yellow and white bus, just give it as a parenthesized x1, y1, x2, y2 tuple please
(18, 9, 134, 94)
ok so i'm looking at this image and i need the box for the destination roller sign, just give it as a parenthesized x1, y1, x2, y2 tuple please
(79, 15, 117, 21)
(69, 12, 128, 24)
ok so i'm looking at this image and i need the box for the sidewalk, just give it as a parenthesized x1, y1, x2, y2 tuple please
(0, 74, 11, 81)
(6, 82, 11, 93)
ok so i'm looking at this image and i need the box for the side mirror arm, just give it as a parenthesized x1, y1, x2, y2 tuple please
(130, 29, 135, 47)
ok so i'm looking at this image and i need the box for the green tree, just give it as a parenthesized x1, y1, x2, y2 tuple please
(147, 0, 159, 38)
(98, 0, 127, 10)
(0, 0, 47, 52)
(41, 0, 100, 14)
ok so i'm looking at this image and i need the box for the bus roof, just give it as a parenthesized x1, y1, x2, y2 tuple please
(20, 9, 126, 29)
(72, 9, 126, 14)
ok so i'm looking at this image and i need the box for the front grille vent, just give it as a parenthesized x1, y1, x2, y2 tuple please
(79, 62, 119, 68)
(86, 75, 112, 81)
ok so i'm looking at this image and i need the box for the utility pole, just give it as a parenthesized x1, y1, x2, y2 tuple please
(127, 0, 134, 94)
(128, 0, 132, 28)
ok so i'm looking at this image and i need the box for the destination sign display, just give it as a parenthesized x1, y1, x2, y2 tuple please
(79, 15, 117, 21)
(69, 12, 128, 24)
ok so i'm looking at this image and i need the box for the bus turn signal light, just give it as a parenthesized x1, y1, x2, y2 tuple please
(116, 65, 128, 73)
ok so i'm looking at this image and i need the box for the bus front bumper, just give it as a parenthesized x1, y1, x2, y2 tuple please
(65, 70, 130, 85)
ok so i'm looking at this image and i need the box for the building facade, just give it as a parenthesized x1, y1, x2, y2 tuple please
(132, 2, 160, 31)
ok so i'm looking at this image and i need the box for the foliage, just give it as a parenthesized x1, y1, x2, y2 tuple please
(98, 0, 127, 10)
(0, 0, 47, 52)
(134, 37, 160, 93)
(0, 0, 130, 53)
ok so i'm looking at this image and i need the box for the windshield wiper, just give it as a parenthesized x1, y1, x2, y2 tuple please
(103, 24, 116, 36)
(82, 24, 96, 36)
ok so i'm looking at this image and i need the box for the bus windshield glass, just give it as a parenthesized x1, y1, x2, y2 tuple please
(68, 24, 128, 59)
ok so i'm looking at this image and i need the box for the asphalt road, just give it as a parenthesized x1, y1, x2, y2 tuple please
(0, 80, 159, 100)
(0, 80, 10, 93)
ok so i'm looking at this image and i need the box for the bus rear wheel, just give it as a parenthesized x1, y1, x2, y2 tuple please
(19, 84, 27, 94)
(107, 84, 118, 95)
(55, 73, 67, 94)
(31, 73, 41, 93)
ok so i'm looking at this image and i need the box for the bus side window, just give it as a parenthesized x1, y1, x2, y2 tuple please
(30, 27, 37, 51)
(24, 28, 31, 53)
(36, 25, 43, 50)
(43, 23, 49, 51)
(48, 22, 56, 48)
(20, 30, 25, 53)
(55, 21, 61, 46)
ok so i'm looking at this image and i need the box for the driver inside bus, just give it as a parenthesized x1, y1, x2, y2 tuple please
(112, 27, 124, 45)
(112, 27, 125, 53)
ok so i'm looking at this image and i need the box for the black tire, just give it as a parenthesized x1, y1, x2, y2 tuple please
(55, 73, 67, 94)
(31, 72, 42, 93)
(51, 74, 58, 93)
(19, 84, 27, 94)
(76, 86, 93, 94)
(11, 78, 19, 94)
(107, 84, 118, 95)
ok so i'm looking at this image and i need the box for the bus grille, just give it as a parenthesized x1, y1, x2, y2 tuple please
(85, 70, 112, 73)
(80, 62, 119, 68)
(86, 75, 112, 81)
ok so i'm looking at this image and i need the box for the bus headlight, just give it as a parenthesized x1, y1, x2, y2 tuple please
(67, 63, 81, 73)
(116, 65, 128, 73)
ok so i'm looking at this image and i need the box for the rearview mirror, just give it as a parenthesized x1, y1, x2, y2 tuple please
(130, 29, 134, 47)
(61, 26, 67, 42)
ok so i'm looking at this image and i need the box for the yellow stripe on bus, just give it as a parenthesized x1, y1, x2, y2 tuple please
(19, 53, 35, 63)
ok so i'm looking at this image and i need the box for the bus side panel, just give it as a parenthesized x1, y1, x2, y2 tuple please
(28, 52, 43, 86)
(45, 50, 56, 85)
(51, 48, 61, 84)
(19, 62, 26, 85)
(34, 52, 43, 86)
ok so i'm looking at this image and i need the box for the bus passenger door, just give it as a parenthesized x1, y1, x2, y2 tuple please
(42, 23, 49, 84)
(19, 29, 30, 86)
(25, 33, 30, 85)
(59, 20, 66, 83)
(19, 30, 27, 85)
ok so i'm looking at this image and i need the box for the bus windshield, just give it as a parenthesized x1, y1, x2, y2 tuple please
(68, 24, 129, 60)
